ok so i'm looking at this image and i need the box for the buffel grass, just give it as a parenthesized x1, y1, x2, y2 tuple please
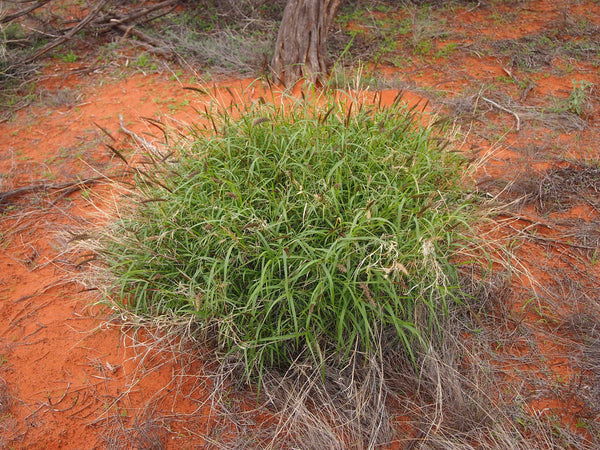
(96, 88, 478, 384)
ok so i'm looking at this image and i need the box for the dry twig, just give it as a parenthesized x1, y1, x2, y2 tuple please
(0, 177, 103, 209)
(481, 96, 521, 131)
(0, 0, 54, 24)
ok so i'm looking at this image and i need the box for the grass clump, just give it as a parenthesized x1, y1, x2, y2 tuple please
(100, 89, 475, 381)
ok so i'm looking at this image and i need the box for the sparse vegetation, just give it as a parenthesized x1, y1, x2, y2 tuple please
(332, 2, 449, 65)
(0, 376, 15, 448)
(492, 32, 600, 72)
(140, 0, 286, 74)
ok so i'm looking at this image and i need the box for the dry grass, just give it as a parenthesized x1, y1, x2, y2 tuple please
(82, 274, 518, 449)
(0, 376, 12, 417)
(475, 160, 600, 216)
(442, 92, 587, 133)
(0, 376, 17, 448)
(536, 164, 600, 213)
(97, 407, 168, 450)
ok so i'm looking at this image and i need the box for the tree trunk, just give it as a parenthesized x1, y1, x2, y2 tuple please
(271, 0, 342, 87)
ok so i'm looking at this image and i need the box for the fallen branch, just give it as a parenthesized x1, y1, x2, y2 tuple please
(8, 0, 181, 64)
(94, 0, 179, 33)
(25, 0, 110, 63)
(507, 224, 596, 250)
(481, 96, 521, 131)
(0, 0, 55, 24)
(498, 212, 554, 229)
(115, 24, 174, 57)
(0, 177, 103, 209)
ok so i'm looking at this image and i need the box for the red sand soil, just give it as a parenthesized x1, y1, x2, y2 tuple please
(1, 0, 600, 447)
(0, 71, 222, 448)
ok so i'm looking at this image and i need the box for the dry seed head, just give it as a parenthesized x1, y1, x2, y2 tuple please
(382, 261, 410, 279)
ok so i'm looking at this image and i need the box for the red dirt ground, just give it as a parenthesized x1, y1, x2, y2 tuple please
(0, 71, 220, 448)
(1, 0, 600, 448)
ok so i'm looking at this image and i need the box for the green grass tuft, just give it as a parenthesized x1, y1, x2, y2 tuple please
(101, 89, 476, 381)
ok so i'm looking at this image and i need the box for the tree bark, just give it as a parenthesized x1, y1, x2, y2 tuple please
(271, 0, 342, 87)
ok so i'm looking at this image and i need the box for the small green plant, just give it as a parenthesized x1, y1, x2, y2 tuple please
(590, 248, 599, 265)
(435, 42, 457, 59)
(42, 170, 56, 180)
(100, 89, 477, 383)
(80, 187, 92, 201)
(413, 38, 432, 56)
(575, 418, 591, 430)
(568, 79, 594, 116)
(58, 50, 78, 63)
(2, 22, 25, 41)
(167, 98, 190, 113)
(135, 52, 151, 68)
